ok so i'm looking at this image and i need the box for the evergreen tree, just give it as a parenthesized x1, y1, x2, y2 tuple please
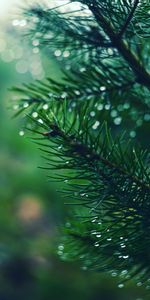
(13, 0, 150, 288)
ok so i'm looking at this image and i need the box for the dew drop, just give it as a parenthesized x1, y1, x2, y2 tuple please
(65, 222, 71, 228)
(19, 130, 24, 136)
(54, 49, 62, 57)
(23, 102, 29, 108)
(118, 284, 124, 289)
(111, 110, 117, 118)
(75, 90, 80, 96)
(92, 121, 100, 130)
(105, 104, 111, 110)
(58, 244, 64, 251)
(137, 282, 142, 287)
(114, 117, 122, 125)
(64, 179, 68, 183)
(38, 119, 43, 124)
(12, 19, 20, 26)
(97, 104, 104, 111)
(32, 39, 40, 47)
(120, 243, 126, 248)
(58, 145, 63, 150)
(146, 285, 150, 290)
(96, 234, 101, 238)
(82, 266, 88, 271)
(43, 104, 49, 110)
(123, 103, 130, 109)
(121, 270, 128, 275)
(13, 104, 19, 110)
(144, 114, 150, 121)
(90, 111, 96, 117)
(63, 50, 70, 58)
(80, 67, 86, 72)
(130, 131, 136, 138)
(100, 86, 106, 92)
(32, 112, 38, 118)
(107, 238, 112, 241)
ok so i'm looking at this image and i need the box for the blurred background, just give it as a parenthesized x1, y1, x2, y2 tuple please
(0, 1, 149, 299)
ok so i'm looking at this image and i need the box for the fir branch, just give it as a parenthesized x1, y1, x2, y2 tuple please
(29, 107, 150, 281)
(89, 4, 150, 88)
(118, 0, 139, 38)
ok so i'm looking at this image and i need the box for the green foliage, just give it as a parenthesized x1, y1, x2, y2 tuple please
(13, 0, 150, 286)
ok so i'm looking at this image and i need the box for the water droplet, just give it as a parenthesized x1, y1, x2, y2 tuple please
(54, 49, 62, 57)
(121, 270, 128, 275)
(38, 119, 43, 124)
(64, 179, 68, 183)
(33, 47, 39, 54)
(105, 104, 111, 110)
(97, 104, 103, 111)
(19, 130, 25, 136)
(111, 110, 117, 118)
(96, 234, 101, 238)
(58, 245, 64, 251)
(107, 238, 112, 241)
(32, 112, 38, 118)
(92, 121, 100, 130)
(75, 90, 80, 96)
(23, 102, 29, 108)
(123, 255, 129, 259)
(61, 92, 67, 99)
(94, 242, 99, 247)
(57, 250, 63, 256)
(63, 50, 70, 58)
(91, 219, 97, 223)
(100, 86, 106, 92)
(137, 282, 142, 287)
(90, 111, 96, 117)
(80, 67, 86, 72)
(130, 131, 136, 138)
(43, 104, 49, 110)
(144, 114, 150, 121)
(65, 222, 71, 228)
(107, 48, 114, 55)
(120, 243, 126, 248)
(58, 145, 63, 150)
(118, 284, 124, 289)
(146, 285, 150, 290)
(20, 19, 27, 27)
(91, 231, 97, 235)
(13, 104, 19, 110)
(82, 266, 87, 270)
(12, 19, 20, 26)
(32, 39, 40, 47)
(114, 117, 122, 125)
(111, 271, 117, 277)
(123, 103, 130, 109)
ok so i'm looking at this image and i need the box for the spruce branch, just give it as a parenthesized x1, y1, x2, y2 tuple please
(118, 0, 139, 38)
(26, 104, 150, 281)
(89, 4, 150, 88)
(12, 0, 150, 285)
(23, 1, 150, 91)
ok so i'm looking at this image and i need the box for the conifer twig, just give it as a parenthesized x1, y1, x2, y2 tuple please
(118, 0, 139, 38)
(90, 5, 150, 89)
